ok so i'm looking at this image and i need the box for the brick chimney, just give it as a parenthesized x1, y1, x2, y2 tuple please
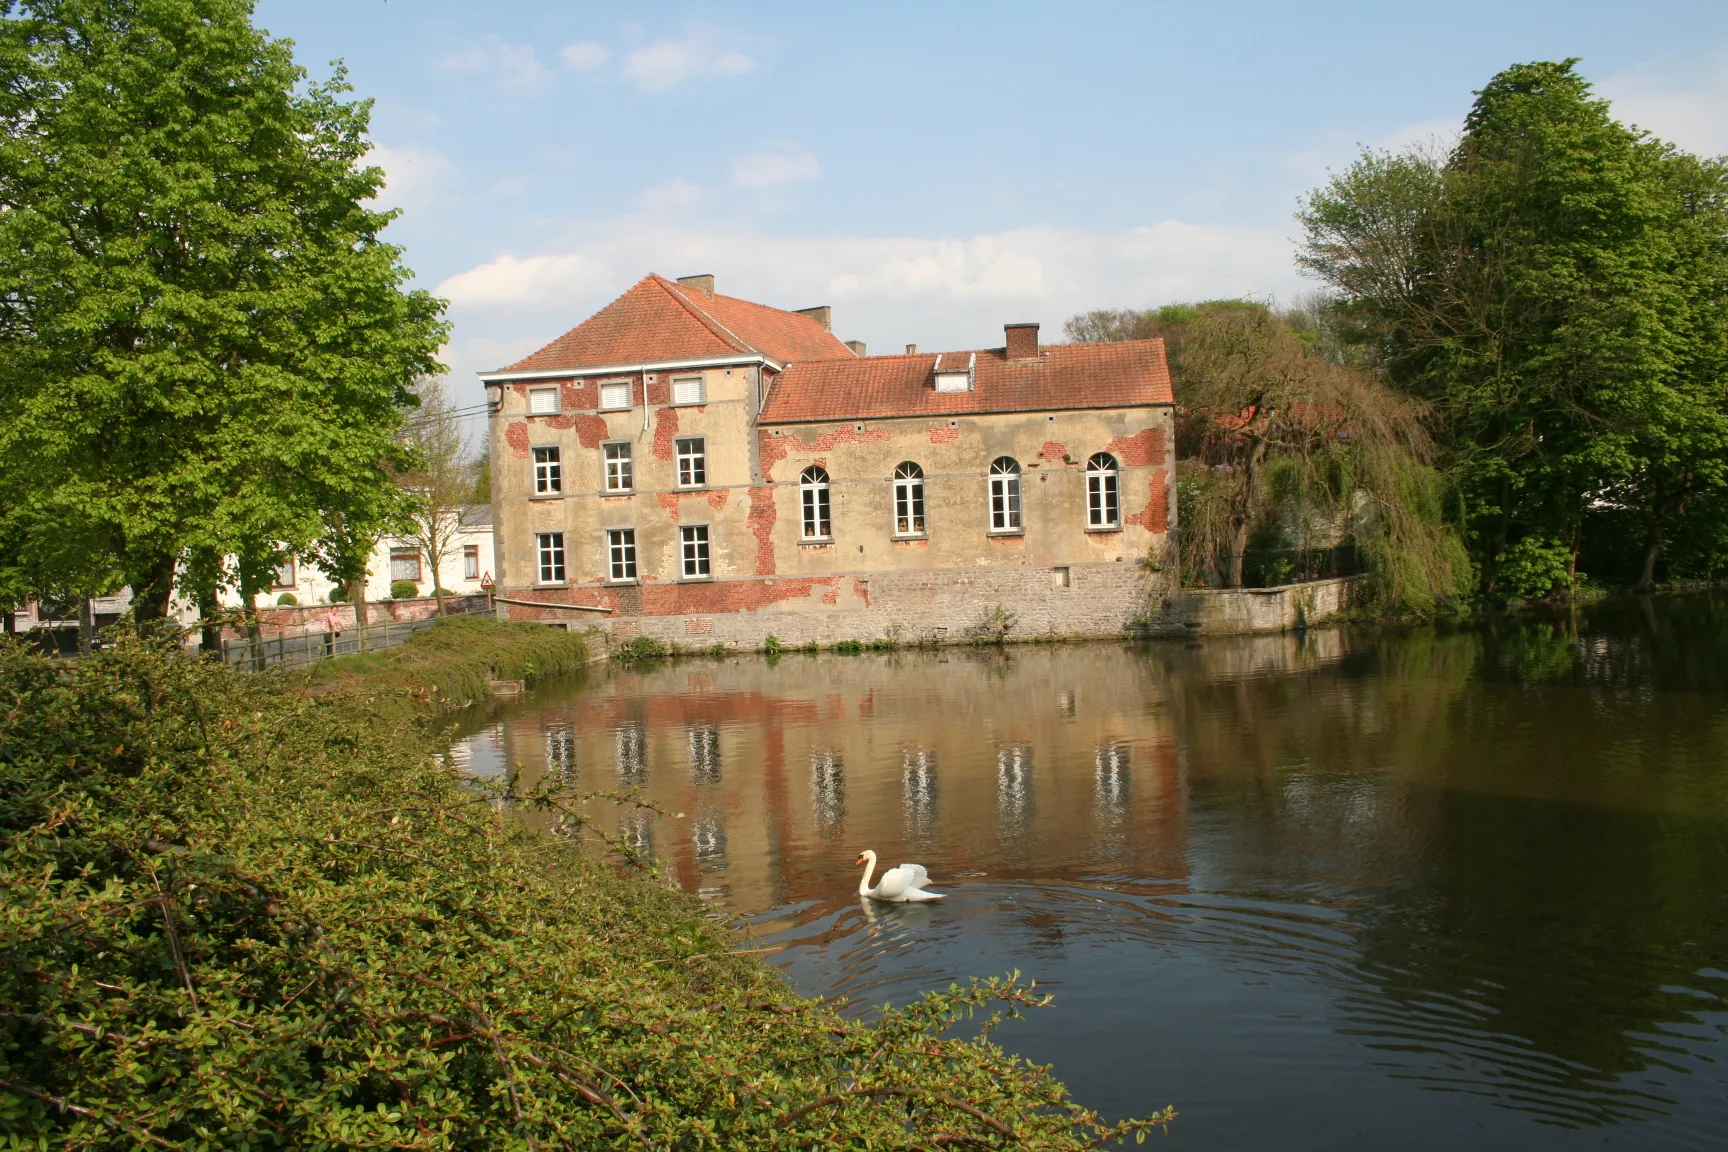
(905, 344, 918, 355)
(794, 305, 831, 332)
(676, 274, 715, 297)
(1005, 322, 1040, 360)
(844, 340, 867, 356)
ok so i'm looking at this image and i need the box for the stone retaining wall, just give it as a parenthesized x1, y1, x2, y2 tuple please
(1137, 576, 1360, 637)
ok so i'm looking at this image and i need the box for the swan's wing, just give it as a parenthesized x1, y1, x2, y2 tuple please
(897, 863, 932, 890)
(874, 866, 909, 899)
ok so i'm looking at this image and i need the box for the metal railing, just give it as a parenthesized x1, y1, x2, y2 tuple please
(220, 611, 469, 672)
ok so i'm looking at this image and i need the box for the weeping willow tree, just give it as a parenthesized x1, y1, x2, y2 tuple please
(1071, 301, 1471, 610)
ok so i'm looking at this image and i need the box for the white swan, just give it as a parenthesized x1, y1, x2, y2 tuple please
(855, 849, 945, 902)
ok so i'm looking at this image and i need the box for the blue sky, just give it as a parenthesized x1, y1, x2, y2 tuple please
(256, 1, 1728, 405)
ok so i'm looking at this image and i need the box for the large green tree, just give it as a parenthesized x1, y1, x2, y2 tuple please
(1298, 60, 1728, 596)
(0, 0, 447, 620)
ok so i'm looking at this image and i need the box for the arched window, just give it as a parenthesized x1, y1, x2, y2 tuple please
(989, 457, 1022, 532)
(893, 461, 925, 535)
(1086, 452, 1120, 528)
(800, 466, 832, 539)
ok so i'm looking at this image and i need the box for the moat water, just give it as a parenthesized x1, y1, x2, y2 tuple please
(453, 593, 1728, 1150)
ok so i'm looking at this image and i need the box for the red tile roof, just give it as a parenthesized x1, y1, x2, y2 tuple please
(500, 275, 857, 372)
(760, 340, 1172, 423)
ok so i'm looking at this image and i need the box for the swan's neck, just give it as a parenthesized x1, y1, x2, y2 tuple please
(858, 855, 876, 896)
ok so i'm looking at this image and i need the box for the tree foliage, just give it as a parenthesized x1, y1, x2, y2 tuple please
(0, 628, 1174, 1148)
(0, 0, 447, 619)
(1070, 301, 1469, 608)
(1298, 59, 1728, 595)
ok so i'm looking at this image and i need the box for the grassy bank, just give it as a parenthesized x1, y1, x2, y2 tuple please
(302, 615, 594, 711)
(0, 632, 1172, 1149)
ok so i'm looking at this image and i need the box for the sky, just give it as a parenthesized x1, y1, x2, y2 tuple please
(255, 0, 1728, 410)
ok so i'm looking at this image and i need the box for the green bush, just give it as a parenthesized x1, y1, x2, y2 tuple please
(389, 579, 419, 600)
(831, 638, 864, 654)
(616, 635, 667, 663)
(1496, 536, 1575, 601)
(326, 586, 349, 603)
(763, 634, 783, 655)
(0, 636, 1172, 1148)
(276, 591, 298, 606)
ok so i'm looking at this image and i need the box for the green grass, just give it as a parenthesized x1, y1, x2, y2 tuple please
(303, 615, 592, 710)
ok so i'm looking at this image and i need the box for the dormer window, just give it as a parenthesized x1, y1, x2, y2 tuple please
(933, 352, 975, 393)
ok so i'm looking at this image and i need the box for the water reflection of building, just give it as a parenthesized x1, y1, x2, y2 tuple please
(491, 647, 1189, 910)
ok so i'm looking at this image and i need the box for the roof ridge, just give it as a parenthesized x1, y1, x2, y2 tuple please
(652, 275, 758, 357)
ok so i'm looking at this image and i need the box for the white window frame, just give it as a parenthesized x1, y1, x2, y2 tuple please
(527, 386, 560, 415)
(463, 545, 480, 580)
(606, 528, 638, 582)
(599, 380, 632, 411)
(390, 550, 422, 583)
(893, 461, 926, 536)
(535, 533, 565, 584)
(671, 375, 705, 406)
(273, 559, 297, 589)
(989, 457, 1022, 533)
(680, 524, 711, 579)
(676, 436, 707, 488)
(603, 441, 633, 493)
(1086, 453, 1121, 529)
(800, 466, 832, 541)
(532, 445, 562, 494)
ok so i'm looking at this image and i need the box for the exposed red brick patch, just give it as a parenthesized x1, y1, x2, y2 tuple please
(747, 487, 778, 575)
(640, 575, 834, 615)
(653, 405, 679, 461)
(758, 430, 790, 481)
(988, 534, 1026, 547)
(684, 617, 712, 635)
(822, 586, 839, 605)
(707, 489, 730, 512)
(569, 414, 608, 448)
(499, 586, 621, 616)
(1038, 441, 1069, 464)
(505, 422, 531, 459)
(1106, 426, 1166, 468)
(928, 424, 960, 445)
(657, 492, 680, 522)
(647, 377, 670, 405)
(1128, 472, 1169, 532)
(852, 576, 871, 607)
(563, 379, 596, 409)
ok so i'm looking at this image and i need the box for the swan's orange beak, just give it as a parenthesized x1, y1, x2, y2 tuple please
(854, 854, 866, 866)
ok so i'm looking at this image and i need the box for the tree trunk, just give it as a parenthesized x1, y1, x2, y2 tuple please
(3, 610, 14, 636)
(129, 553, 179, 621)
(198, 589, 222, 661)
(78, 596, 94, 656)
(1634, 496, 1664, 594)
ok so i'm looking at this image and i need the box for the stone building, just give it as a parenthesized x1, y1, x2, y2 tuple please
(481, 274, 1176, 648)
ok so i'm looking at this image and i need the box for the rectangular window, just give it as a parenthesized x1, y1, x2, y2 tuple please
(607, 529, 638, 581)
(599, 381, 632, 410)
(536, 533, 565, 584)
(680, 525, 711, 578)
(603, 442, 633, 492)
(672, 376, 705, 405)
(273, 559, 297, 589)
(463, 545, 480, 580)
(802, 483, 831, 540)
(676, 436, 707, 487)
(894, 475, 925, 535)
(527, 386, 560, 415)
(532, 445, 562, 494)
(390, 551, 421, 582)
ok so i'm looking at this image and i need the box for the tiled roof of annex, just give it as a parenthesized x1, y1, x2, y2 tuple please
(759, 340, 1173, 424)
(499, 274, 856, 372)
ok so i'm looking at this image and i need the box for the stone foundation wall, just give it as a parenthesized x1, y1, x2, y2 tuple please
(1138, 576, 1360, 637)
(502, 561, 1162, 650)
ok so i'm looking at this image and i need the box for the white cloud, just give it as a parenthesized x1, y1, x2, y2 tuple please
(439, 41, 552, 92)
(1600, 49, 1728, 156)
(623, 36, 758, 93)
(635, 179, 704, 211)
(732, 143, 819, 188)
(434, 214, 1298, 380)
(367, 143, 455, 211)
(559, 40, 611, 71)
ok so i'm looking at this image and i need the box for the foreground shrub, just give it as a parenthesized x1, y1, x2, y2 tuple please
(0, 636, 1172, 1148)
(390, 579, 420, 600)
